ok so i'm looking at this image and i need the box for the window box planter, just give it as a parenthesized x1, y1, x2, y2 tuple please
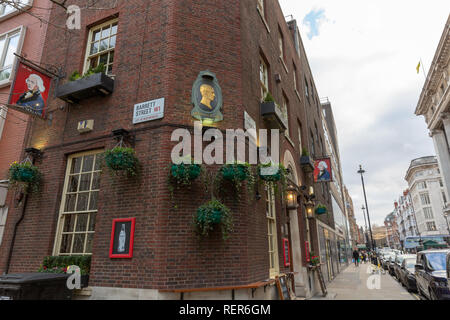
(38, 255, 91, 288)
(258, 164, 286, 182)
(300, 155, 314, 173)
(260, 101, 287, 132)
(56, 72, 114, 104)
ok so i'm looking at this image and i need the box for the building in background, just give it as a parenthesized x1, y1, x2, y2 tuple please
(415, 15, 450, 222)
(384, 212, 401, 249)
(371, 224, 389, 248)
(405, 156, 450, 236)
(343, 185, 358, 249)
(0, 0, 52, 246)
(393, 190, 419, 248)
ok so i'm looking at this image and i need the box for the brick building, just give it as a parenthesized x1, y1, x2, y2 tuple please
(0, 0, 338, 299)
(0, 0, 52, 248)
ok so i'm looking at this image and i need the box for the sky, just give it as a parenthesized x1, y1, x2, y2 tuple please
(278, 1, 449, 227)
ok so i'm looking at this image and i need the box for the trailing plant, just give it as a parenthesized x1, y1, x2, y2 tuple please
(301, 147, 310, 157)
(69, 63, 107, 81)
(217, 162, 255, 202)
(167, 157, 203, 207)
(8, 160, 42, 193)
(310, 253, 320, 266)
(38, 255, 91, 275)
(263, 92, 275, 102)
(104, 147, 139, 177)
(193, 198, 233, 241)
(257, 163, 288, 195)
(315, 204, 327, 215)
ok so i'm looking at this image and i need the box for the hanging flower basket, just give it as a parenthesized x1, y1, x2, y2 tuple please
(8, 161, 41, 193)
(220, 163, 250, 182)
(194, 199, 233, 240)
(315, 205, 327, 215)
(310, 255, 320, 266)
(104, 147, 139, 176)
(170, 163, 202, 184)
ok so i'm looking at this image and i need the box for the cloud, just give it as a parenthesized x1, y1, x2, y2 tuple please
(279, 0, 448, 226)
(303, 8, 327, 39)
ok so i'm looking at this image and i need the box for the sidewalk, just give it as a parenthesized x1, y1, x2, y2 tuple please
(309, 262, 416, 300)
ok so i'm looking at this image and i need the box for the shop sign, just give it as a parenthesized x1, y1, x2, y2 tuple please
(133, 98, 164, 124)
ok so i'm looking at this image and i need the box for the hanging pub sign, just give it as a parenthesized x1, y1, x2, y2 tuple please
(313, 158, 333, 183)
(109, 218, 136, 259)
(191, 70, 223, 123)
(9, 61, 52, 118)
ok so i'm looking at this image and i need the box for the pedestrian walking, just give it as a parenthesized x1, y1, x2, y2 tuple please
(352, 249, 360, 267)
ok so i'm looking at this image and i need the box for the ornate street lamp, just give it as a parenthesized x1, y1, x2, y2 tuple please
(286, 187, 299, 210)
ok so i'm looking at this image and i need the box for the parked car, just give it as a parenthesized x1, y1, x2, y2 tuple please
(388, 256, 397, 276)
(415, 249, 450, 300)
(382, 253, 394, 270)
(394, 254, 416, 281)
(398, 256, 418, 292)
(447, 252, 450, 290)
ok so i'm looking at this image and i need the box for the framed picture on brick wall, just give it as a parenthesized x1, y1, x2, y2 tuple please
(282, 238, 291, 267)
(109, 218, 136, 259)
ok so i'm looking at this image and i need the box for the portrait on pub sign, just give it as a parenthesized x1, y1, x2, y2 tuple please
(314, 158, 333, 183)
(9, 62, 52, 117)
(191, 70, 223, 123)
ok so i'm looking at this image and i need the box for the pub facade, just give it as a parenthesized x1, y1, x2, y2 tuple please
(0, 0, 340, 299)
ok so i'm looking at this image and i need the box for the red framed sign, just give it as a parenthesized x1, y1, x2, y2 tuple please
(305, 241, 310, 263)
(313, 158, 333, 183)
(282, 238, 291, 267)
(9, 61, 52, 118)
(109, 218, 136, 259)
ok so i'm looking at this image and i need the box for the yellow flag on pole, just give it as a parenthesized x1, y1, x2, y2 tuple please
(416, 61, 421, 74)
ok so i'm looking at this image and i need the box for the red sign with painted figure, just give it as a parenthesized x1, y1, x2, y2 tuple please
(313, 158, 333, 183)
(9, 61, 52, 118)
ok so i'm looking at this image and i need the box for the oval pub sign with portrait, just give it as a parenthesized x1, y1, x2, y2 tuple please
(191, 70, 223, 123)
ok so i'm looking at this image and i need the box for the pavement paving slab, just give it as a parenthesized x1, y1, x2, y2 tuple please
(309, 262, 416, 300)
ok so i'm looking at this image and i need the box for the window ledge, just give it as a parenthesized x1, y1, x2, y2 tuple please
(285, 134, 295, 148)
(0, 79, 12, 89)
(0, 4, 32, 23)
(257, 7, 270, 34)
(279, 57, 288, 74)
(295, 89, 302, 102)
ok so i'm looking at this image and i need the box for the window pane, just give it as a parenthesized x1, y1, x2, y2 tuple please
(90, 41, 99, 55)
(76, 193, 89, 211)
(99, 53, 108, 65)
(3, 33, 19, 68)
(101, 27, 110, 39)
(107, 65, 113, 74)
(71, 157, 82, 174)
(111, 23, 118, 35)
(63, 214, 76, 232)
(93, 29, 101, 41)
(0, 68, 11, 81)
(94, 155, 102, 171)
(68, 175, 79, 193)
(0, 38, 5, 59)
(79, 173, 92, 191)
(109, 51, 114, 64)
(85, 233, 94, 253)
(72, 234, 86, 253)
(88, 213, 96, 231)
(75, 213, 89, 232)
(89, 191, 98, 211)
(99, 39, 108, 52)
(82, 155, 94, 172)
(109, 35, 116, 48)
(91, 172, 100, 190)
(64, 194, 76, 212)
(60, 234, 73, 254)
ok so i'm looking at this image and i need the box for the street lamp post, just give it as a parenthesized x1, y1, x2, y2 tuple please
(362, 205, 368, 247)
(358, 165, 375, 251)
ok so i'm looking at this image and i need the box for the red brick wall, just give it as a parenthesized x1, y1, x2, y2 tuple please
(0, 0, 332, 291)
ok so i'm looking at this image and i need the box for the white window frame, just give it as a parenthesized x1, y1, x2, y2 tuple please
(420, 193, 431, 206)
(282, 95, 289, 137)
(423, 207, 434, 220)
(265, 183, 279, 278)
(0, 0, 33, 22)
(53, 150, 103, 256)
(0, 207, 8, 246)
(0, 25, 26, 88)
(257, 0, 265, 19)
(83, 18, 118, 76)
